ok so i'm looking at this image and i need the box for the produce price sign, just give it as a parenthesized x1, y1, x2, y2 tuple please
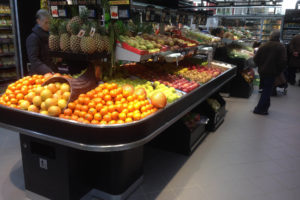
(109, 0, 130, 19)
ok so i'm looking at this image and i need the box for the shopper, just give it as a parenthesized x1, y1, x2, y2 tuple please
(26, 9, 54, 75)
(211, 27, 224, 38)
(287, 34, 300, 85)
(253, 30, 287, 115)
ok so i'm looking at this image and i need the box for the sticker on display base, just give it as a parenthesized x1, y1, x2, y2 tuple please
(90, 27, 96, 37)
(58, 9, 67, 17)
(77, 30, 85, 38)
(110, 6, 119, 19)
(51, 6, 58, 17)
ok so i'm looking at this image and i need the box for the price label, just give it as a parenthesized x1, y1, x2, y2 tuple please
(77, 30, 85, 38)
(90, 27, 96, 37)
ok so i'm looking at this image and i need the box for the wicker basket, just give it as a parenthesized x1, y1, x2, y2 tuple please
(42, 66, 98, 103)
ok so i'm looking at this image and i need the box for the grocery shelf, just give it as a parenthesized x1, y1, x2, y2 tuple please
(0, 64, 16, 70)
(0, 52, 14, 57)
(49, 51, 109, 61)
(0, 38, 13, 44)
(0, 26, 12, 30)
(0, 77, 17, 84)
(0, 13, 11, 17)
(0, 65, 237, 151)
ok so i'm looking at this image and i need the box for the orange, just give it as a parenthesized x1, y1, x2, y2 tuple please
(116, 87, 123, 95)
(141, 106, 147, 113)
(73, 110, 80, 116)
(75, 104, 82, 111)
(91, 120, 99, 124)
(68, 102, 76, 110)
(78, 118, 85, 123)
(79, 111, 86, 118)
(111, 111, 119, 120)
(100, 107, 108, 116)
(110, 89, 117, 97)
(64, 108, 72, 116)
(88, 101, 96, 108)
(106, 100, 114, 106)
(116, 120, 124, 124)
(115, 104, 123, 112)
(127, 95, 134, 102)
(93, 98, 102, 104)
(138, 95, 146, 101)
(102, 89, 109, 95)
(122, 90, 130, 98)
(125, 118, 133, 123)
(84, 113, 93, 121)
(133, 113, 141, 121)
(118, 113, 126, 121)
(122, 108, 129, 114)
(83, 120, 90, 124)
(104, 94, 112, 101)
(88, 108, 97, 115)
(108, 105, 115, 112)
(94, 113, 102, 121)
(16, 93, 24, 100)
(115, 94, 123, 101)
(109, 120, 116, 125)
(127, 105, 134, 112)
(83, 97, 90, 105)
(103, 114, 111, 122)
(86, 91, 95, 98)
(81, 105, 89, 112)
(111, 83, 118, 89)
(134, 103, 141, 110)
(127, 112, 133, 119)
(97, 92, 104, 98)
(10, 98, 18, 105)
(96, 103, 103, 112)
(100, 121, 107, 125)
(78, 97, 85, 104)
(71, 115, 78, 121)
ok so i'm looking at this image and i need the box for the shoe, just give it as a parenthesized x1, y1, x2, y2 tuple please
(258, 89, 263, 93)
(298, 80, 300, 86)
(253, 110, 269, 115)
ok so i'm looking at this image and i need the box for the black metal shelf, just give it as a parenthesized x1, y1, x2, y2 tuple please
(0, 38, 13, 44)
(0, 77, 17, 84)
(0, 13, 11, 17)
(0, 26, 12, 30)
(0, 64, 15, 69)
(0, 52, 14, 57)
(49, 51, 109, 61)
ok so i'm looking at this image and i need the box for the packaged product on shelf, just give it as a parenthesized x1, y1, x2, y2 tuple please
(2, 44, 8, 53)
(8, 44, 14, 53)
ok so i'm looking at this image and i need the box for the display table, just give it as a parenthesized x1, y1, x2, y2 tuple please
(0, 65, 236, 200)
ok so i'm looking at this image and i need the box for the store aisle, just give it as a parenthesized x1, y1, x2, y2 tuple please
(0, 85, 300, 200)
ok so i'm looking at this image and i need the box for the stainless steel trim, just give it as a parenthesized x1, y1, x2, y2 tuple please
(0, 67, 236, 152)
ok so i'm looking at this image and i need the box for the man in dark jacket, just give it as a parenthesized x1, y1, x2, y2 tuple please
(253, 30, 287, 115)
(287, 34, 300, 85)
(26, 9, 54, 75)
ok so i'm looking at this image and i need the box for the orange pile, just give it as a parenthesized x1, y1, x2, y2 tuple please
(0, 75, 47, 108)
(60, 83, 157, 124)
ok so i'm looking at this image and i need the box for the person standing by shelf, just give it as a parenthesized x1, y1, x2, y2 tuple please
(287, 34, 300, 86)
(26, 9, 55, 75)
(253, 30, 287, 115)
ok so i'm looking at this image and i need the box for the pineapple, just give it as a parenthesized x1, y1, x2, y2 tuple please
(80, 24, 97, 54)
(70, 22, 81, 53)
(67, 8, 89, 34)
(102, 35, 110, 52)
(49, 19, 60, 51)
(59, 21, 70, 52)
(93, 25, 106, 53)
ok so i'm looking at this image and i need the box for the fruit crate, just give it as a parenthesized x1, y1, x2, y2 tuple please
(229, 74, 253, 98)
(150, 111, 209, 155)
(196, 93, 226, 132)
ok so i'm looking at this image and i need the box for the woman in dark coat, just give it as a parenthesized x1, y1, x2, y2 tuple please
(287, 34, 300, 85)
(253, 31, 287, 115)
(26, 9, 54, 75)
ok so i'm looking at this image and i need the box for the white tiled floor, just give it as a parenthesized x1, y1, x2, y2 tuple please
(0, 85, 300, 200)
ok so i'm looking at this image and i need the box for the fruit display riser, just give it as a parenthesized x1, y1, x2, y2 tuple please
(0, 65, 236, 147)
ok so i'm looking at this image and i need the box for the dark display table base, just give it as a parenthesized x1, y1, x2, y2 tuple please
(20, 134, 143, 200)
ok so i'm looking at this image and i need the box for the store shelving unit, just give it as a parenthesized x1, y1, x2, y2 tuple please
(0, 0, 17, 93)
(281, 9, 300, 44)
(218, 15, 283, 42)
